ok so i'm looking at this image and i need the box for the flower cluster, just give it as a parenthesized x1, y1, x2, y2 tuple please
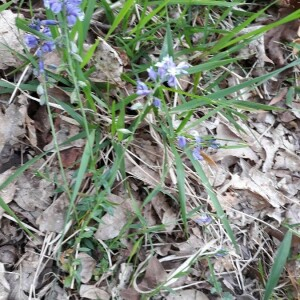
(136, 55, 189, 108)
(148, 55, 189, 87)
(177, 135, 219, 161)
(24, 19, 57, 74)
(44, 0, 84, 26)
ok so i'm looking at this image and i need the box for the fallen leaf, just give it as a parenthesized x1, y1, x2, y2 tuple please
(14, 170, 53, 212)
(0, 102, 26, 155)
(151, 193, 177, 233)
(0, 10, 24, 69)
(89, 38, 124, 85)
(0, 262, 10, 300)
(79, 285, 110, 300)
(95, 194, 133, 240)
(165, 289, 209, 300)
(0, 169, 16, 219)
(138, 256, 167, 292)
(36, 194, 69, 233)
(77, 253, 97, 284)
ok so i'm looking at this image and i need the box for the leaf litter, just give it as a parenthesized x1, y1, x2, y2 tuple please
(0, 1, 300, 299)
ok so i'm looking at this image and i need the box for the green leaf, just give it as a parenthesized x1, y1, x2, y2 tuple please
(105, 0, 135, 39)
(148, 0, 239, 6)
(264, 230, 292, 300)
(172, 145, 188, 235)
(0, 1, 13, 12)
(186, 150, 238, 252)
(101, 0, 115, 24)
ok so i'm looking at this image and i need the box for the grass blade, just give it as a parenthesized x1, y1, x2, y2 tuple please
(264, 230, 292, 300)
(172, 145, 188, 235)
(186, 149, 238, 252)
(105, 0, 135, 39)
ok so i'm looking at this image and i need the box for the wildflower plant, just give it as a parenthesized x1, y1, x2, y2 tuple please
(22, 0, 85, 105)
(135, 54, 189, 108)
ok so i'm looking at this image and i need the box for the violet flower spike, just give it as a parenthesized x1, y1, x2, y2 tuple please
(147, 66, 157, 81)
(24, 34, 39, 48)
(152, 98, 161, 108)
(41, 41, 56, 53)
(177, 136, 187, 148)
(44, 0, 63, 14)
(194, 214, 212, 226)
(136, 81, 151, 96)
(210, 139, 220, 149)
(154, 55, 189, 87)
(192, 147, 203, 160)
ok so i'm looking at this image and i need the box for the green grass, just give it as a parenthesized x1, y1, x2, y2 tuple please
(0, 0, 299, 298)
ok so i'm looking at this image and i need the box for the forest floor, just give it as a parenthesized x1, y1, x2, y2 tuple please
(0, 1, 300, 299)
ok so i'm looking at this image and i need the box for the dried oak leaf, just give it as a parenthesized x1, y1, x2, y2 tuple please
(89, 38, 124, 85)
(0, 262, 10, 299)
(14, 170, 53, 212)
(0, 10, 24, 69)
(0, 102, 26, 156)
(138, 257, 167, 292)
(79, 285, 110, 300)
(77, 252, 97, 284)
(95, 194, 133, 240)
(36, 194, 69, 233)
(165, 289, 209, 300)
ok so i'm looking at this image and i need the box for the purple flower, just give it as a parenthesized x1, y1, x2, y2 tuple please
(155, 55, 175, 80)
(147, 66, 157, 81)
(177, 136, 187, 148)
(136, 81, 151, 96)
(39, 59, 45, 74)
(152, 97, 161, 108)
(210, 139, 220, 149)
(44, 0, 63, 13)
(40, 19, 59, 26)
(24, 34, 39, 48)
(66, 4, 84, 26)
(44, 0, 84, 26)
(194, 214, 212, 225)
(192, 147, 203, 160)
(195, 136, 202, 144)
(29, 19, 41, 31)
(154, 55, 189, 87)
(41, 41, 56, 53)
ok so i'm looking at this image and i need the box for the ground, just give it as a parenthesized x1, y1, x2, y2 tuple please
(0, 1, 300, 300)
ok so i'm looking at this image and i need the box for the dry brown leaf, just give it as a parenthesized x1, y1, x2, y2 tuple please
(0, 262, 10, 300)
(0, 169, 16, 219)
(0, 245, 17, 266)
(151, 193, 177, 233)
(43, 118, 84, 152)
(138, 257, 167, 292)
(79, 285, 110, 300)
(285, 204, 300, 224)
(18, 251, 41, 292)
(0, 10, 24, 69)
(274, 149, 300, 172)
(36, 194, 69, 233)
(25, 114, 37, 147)
(14, 171, 53, 212)
(60, 147, 83, 168)
(119, 287, 140, 300)
(89, 38, 124, 85)
(95, 194, 133, 240)
(0, 102, 26, 155)
(127, 165, 160, 187)
(165, 289, 209, 300)
(77, 253, 97, 284)
(44, 281, 68, 300)
(173, 234, 205, 256)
